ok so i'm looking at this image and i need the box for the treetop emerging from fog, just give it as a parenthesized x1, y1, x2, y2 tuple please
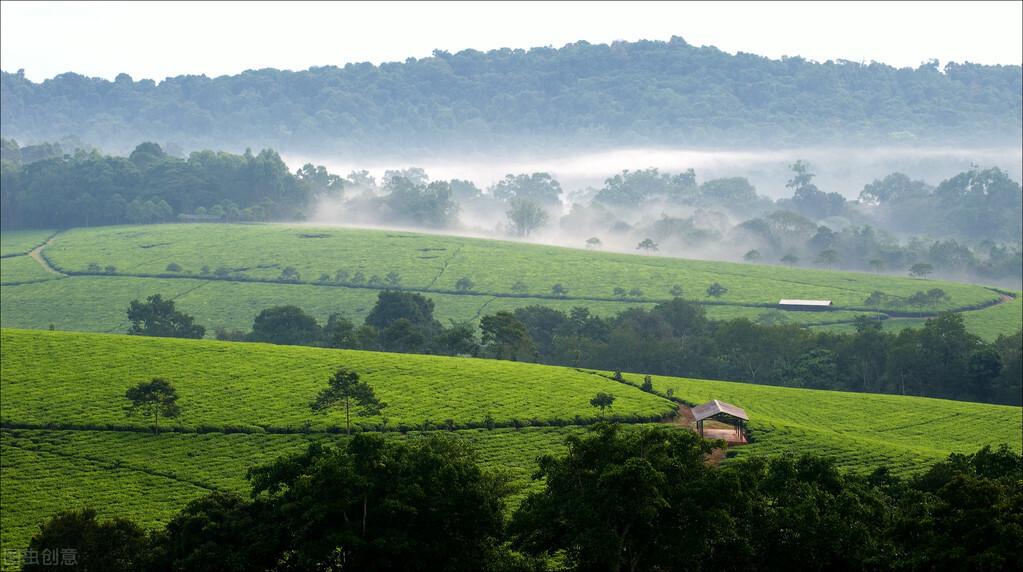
(2, 38, 1020, 153)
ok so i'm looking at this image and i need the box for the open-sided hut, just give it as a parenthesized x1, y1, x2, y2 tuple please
(777, 299, 833, 311)
(691, 399, 748, 442)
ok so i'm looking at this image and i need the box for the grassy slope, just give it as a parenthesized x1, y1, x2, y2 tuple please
(1, 329, 1020, 559)
(43, 224, 997, 310)
(613, 371, 1022, 474)
(0, 255, 61, 284)
(0, 275, 877, 336)
(0, 230, 53, 257)
(962, 293, 1023, 341)
(0, 330, 675, 431)
(813, 291, 1022, 342)
(5, 222, 1017, 339)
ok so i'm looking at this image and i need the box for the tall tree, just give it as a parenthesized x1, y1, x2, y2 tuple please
(506, 198, 548, 237)
(310, 367, 385, 434)
(125, 378, 180, 434)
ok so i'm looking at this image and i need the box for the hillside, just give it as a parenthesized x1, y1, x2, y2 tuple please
(1, 328, 1019, 559)
(3, 38, 1021, 153)
(2, 223, 1018, 340)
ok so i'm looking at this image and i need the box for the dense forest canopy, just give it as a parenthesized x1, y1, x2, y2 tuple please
(2, 37, 1021, 153)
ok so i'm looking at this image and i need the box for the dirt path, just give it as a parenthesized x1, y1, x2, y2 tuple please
(27, 233, 66, 276)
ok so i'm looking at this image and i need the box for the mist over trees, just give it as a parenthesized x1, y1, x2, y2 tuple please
(3, 139, 1020, 285)
(3, 37, 1021, 153)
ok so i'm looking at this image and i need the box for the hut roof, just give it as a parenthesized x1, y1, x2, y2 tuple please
(692, 399, 749, 422)
(778, 299, 833, 306)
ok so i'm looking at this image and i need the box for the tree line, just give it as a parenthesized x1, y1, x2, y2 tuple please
(3, 140, 1019, 284)
(0, 141, 318, 228)
(3, 37, 1020, 152)
(127, 292, 1022, 405)
(20, 423, 1023, 571)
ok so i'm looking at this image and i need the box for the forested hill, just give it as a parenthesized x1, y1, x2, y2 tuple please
(2, 37, 1021, 153)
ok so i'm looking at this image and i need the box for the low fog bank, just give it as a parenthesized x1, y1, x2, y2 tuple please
(286, 145, 1023, 200)
(296, 147, 1023, 291)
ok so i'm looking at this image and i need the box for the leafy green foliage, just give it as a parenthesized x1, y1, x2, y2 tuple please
(23, 509, 150, 572)
(6, 39, 1019, 153)
(0, 144, 308, 229)
(480, 311, 535, 361)
(125, 378, 181, 434)
(310, 367, 386, 434)
(588, 392, 615, 417)
(127, 294, 205, 339)
(248, 305, 321, 346)
(244, 434, 508, 570)
(0, 426, 578, 557)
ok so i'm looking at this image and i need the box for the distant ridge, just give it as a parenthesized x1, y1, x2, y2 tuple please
(2, 37, 1021, 153)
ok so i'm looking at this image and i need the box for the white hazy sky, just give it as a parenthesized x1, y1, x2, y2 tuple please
(2, 1, 1021, 82)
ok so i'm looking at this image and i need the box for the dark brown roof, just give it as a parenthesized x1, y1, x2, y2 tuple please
(692, 399, 749, 422)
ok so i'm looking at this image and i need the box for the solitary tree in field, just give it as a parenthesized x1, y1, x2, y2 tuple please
(743, 249, 761, 263)
(590, 392, 615, 418)
(636, 238, 659, 252)
(869, 259, 884, 273)
(585, 237, 603, 249)
(670, 284, 684, 298)
(311, 367, 386, 435)
(706, 282, 728, 298)
(909, 263, 934, 278)
(551, 283, 568, 297)
(815, 249, 839, 270)
(385, 271, 402, 287)
(455, 277, 475, 292)
(125, 378, 180, 434)
(781, 253, 799, 266)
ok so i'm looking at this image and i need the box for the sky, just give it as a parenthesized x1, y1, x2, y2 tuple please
(1, 1, 1021, 82)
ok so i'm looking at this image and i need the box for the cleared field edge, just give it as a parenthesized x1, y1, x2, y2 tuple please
(0, 329, 678, 433)
(41, 223, 1006, 312)
(0, 230, 58, 258)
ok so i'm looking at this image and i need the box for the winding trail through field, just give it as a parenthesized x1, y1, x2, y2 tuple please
(26, 231, 65, 276)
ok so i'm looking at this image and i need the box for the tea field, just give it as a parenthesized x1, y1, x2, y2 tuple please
(612, 371, 1023, 474)
(2, 223, 1019, 340)
(0, 230, 54, 258)
(0, 255, 61, 285)
(0, 329, 676, 432)
(2, 328, 1019, 561)
(43, 224, 1000, 310)
(0, 275, 877, 336)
